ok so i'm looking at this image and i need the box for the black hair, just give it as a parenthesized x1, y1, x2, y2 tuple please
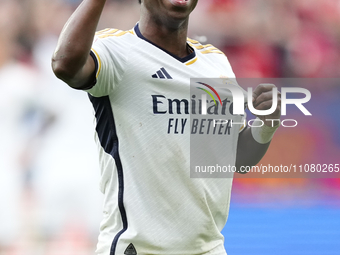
(139, 0, 141, 3)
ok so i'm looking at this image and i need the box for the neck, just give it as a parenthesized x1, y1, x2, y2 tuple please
(138, 15, 190, 58)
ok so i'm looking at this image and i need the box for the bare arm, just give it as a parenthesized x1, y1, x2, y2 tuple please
(235, 84, 281, 173)
(235, 127, 270, 173)
(52, 0, 106, 89)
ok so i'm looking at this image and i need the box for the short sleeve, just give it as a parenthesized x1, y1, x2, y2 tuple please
(86, 33, 128, 97)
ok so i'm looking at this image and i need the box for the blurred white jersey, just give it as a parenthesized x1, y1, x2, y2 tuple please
(87, 24, 246, 255)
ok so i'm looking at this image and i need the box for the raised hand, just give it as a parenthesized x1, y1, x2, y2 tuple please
(251, 83, 281, 127)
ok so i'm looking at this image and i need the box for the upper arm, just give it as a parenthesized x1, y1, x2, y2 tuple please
(52, 50, 97, 90)
(69, 53, 97, 90)
(56, 29, 130, 96)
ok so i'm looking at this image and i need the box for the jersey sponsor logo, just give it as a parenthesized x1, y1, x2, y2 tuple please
(151, 95, 244, 116)
(124, 243, 137, 255)
(151, 94, 246, 135)
(152, 67, 173, 79)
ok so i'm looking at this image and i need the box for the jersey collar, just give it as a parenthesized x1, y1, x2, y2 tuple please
(134, 23, 196, 64)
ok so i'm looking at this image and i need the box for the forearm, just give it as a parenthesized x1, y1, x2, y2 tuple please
(52, 0, 106, 86)
(235, 84, 281, 173)
(235, 127, 271, 173)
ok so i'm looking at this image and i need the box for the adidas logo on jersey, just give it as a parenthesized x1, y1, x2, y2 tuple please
(124, 243, 137, 255)
(152, 67, 173, 79)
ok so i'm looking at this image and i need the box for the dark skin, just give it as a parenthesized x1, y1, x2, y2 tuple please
(236, 84, 281, 173)
(51, 0, 280, 173)
(51, 0, 197, 87)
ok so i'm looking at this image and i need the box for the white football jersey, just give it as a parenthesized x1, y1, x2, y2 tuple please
(86, 24, 246, 255)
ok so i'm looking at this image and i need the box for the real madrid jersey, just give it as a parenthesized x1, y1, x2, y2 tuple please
(86, 23, 246, 255)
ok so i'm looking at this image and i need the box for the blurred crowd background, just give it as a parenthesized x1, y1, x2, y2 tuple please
(0, 0, 340, 254)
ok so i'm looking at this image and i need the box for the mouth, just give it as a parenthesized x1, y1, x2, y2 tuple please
(169, 0, 190, 7)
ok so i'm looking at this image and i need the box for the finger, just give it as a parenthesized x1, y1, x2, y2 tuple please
(253, 91, 275, 108)
(253, 100, 276, 111)
(254, 98, 281, 118)
(253, 90, 281, 108)
(252, 83, 277, 102)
